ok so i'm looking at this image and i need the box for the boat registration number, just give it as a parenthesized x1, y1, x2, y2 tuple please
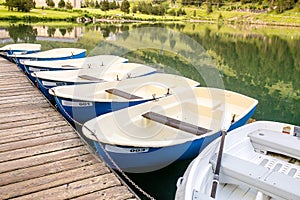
(62, 100, 93, 107)
(29, 67, 41, 72)
(105, 145, 149, 154)
(42, 80, 58, 86)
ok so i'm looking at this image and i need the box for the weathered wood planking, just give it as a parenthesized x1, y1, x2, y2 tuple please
(0, 58, 137, 200)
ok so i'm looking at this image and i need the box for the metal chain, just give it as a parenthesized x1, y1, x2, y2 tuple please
(52, 89, 155, 200)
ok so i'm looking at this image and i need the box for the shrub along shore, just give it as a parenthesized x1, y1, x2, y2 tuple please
(0, 4, 300, 27)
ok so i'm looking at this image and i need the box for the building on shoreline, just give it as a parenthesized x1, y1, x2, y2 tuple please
(0, 26, 83, 44)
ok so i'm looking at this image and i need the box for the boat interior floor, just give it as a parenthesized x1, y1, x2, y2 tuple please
(208, 131, 300, 200)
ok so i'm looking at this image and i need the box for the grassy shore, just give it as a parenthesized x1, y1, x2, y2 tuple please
(0, 4, 300, 26)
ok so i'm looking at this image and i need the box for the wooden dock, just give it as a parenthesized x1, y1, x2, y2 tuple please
(0, 58, 137, 200)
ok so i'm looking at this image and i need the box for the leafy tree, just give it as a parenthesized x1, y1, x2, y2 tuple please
(109, 0, 117, 9)
(46, 0, 55, 7)
(132, 5, 137, 13)
(65, 0, 73, 9)
(7, 24, 37, 42)
(206, 1, 212, 14)
(95, 0, 100, 8)
(120, 0, 130, 14)
(177, 7, 186, 16)
(90, 0, 95, 7)
(152, 0, 167, 4)
(58, 0, 65, 8)
(59, 28, 67, 36)
(100, 0, 109, 11)
(47, 27, 56, 37)
(6, 0, 35, 12)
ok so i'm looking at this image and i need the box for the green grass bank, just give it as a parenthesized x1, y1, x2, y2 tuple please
(0, 3, 300, 26)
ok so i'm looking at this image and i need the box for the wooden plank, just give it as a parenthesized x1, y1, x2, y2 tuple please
(0, 85, 33, 92)
(142, 111, 212, 136)
(0, 58, 137, 200)
(0, 81, 30, 87)
(0, 90, 40, 98)
(0, 97, 46, 106)
(0, 163, 110, 199)
(78, 75, 104, 82)
(0, 115, 63, 130)
(0, 154, 97, 186)
(0, 96, 45, 105)
(0, 109, 54, 124)
(12, 173, 121, 200)
(61, 64, 77, 68)
(0, 125, 71, 144)
(0, 106, 52, 118)
(0, 120, 67, 136)
(0, 103, 51, 114)
(106, 88, 142, 100)
(0, 146, 88, 173)
(74, 186, 136, 200)
(0, 138, 82, 162)
(0, 74, 24, 79)
(0, 131, 77, 153)
(0, 81, 29, 87)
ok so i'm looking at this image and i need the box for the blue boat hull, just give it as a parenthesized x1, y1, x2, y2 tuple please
(0, 49, 40, 62)
(36, 78, 78, 102)
(24, 65, 75, 82)
(14, 51, 86, 73)
(92, 106, 257, 173)
(54, 96, 149, 125)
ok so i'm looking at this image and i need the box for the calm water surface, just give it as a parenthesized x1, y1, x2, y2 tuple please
(1, 22, 299, 199)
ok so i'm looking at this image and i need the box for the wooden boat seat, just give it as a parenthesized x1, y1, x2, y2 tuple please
(210, 153, 300, 200)
(78, 75, 104, 82)
(248, 130, 300, 160)
(105, 88, 142, 100)
(61, 65, 76, 68)
(142, 112, 212, 136)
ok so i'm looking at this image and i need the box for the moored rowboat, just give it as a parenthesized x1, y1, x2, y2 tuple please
(33, 62, 156, 100)
(175, 121, 300, 200)
(82, 87, 258, 173)
(22, 55, 128, 82)
(49, 73, 200, 124)
(7, 48, 86, 72)
(0, 43, 41, 61)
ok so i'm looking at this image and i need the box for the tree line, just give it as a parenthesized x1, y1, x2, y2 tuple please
(4, 0, 299, 14)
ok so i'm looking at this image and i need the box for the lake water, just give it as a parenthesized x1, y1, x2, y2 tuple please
(1, 22, 299, 199)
